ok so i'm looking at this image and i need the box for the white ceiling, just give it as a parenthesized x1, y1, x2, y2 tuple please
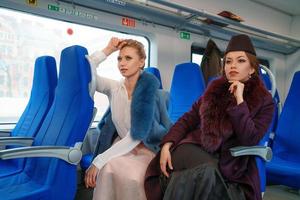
(250, 0, 300, 16)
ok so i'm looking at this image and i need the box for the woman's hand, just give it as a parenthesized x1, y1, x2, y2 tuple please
(102, 37, 126, 56)
(84, 164, 99, 188)
(160, 142, 173, 178)
(229, 80, 245, 105)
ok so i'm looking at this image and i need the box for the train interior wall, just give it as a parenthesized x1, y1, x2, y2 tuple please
(2, 0, 300, 104)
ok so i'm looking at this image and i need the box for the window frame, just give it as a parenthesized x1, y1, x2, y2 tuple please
(0, 7, 150, 125)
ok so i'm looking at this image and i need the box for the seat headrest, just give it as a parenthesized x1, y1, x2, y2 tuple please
(144, 67, 163, 89)
(169, 62, 205, 122)
(31, 56, 57, 96)
(56, 45, 91, 96)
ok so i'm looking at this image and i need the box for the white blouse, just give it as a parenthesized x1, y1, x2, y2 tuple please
(85, 51, 140, 170)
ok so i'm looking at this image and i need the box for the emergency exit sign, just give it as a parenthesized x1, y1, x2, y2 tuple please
(122, 17, 136, 28)
(180, 31, 190, 40)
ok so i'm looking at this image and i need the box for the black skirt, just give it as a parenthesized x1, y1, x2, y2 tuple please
(160, 143, 246, 200)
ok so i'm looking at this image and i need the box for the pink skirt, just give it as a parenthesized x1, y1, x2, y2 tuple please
(93, 144, 155, 200)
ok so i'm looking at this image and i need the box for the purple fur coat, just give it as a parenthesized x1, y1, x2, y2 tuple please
(145, 76, 274, 200)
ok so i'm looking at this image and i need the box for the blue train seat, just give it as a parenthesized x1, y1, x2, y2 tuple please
(0, 56, 57, 138)
(255, 65, 281, 194)
(0, 45, 95, 200)
(266, 71, 300, 189)
(144, 67, 163, 89)
(231, 65, 277, 196)
(168, 62, 205, 122)
(80, 108, 111, 171)
(259, 66, 281, 135)
(0, 56, 57, 177)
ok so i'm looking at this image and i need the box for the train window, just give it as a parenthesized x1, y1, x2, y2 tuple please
(191, 45, 205, 65)
(0, 75, 4, 85)
(0, 8, 149, 124)
(258, 58, 270, 68)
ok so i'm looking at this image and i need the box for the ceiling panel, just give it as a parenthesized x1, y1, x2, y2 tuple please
(250, 0, 300, 16)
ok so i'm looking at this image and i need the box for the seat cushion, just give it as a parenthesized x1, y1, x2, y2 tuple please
(266, 157, 300, 188)
(0, 180, 48, 199)
(0, 160, 23, 177)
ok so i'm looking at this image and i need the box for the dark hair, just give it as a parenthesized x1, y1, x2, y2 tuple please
(222, 52, 259, 77)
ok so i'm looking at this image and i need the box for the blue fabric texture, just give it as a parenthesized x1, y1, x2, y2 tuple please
(256, 67, 280, 193)
(266, 71, 300, 189)
(12, 56, 57, 138)
(260, 69, 280, 134)
(0, 45, 94, 200)
(168, 62, 206, 122)
(0, 56, 57, 178)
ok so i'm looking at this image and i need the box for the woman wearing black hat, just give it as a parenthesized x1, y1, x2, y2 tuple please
(144, 34, 274, 200)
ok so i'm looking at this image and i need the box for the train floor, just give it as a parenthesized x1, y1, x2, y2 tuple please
(264, 185, 300, 200)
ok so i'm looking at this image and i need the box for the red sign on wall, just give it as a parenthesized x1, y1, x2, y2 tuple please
(122, 17, 136, 28)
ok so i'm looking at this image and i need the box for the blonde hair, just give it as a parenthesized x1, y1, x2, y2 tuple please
(121, 39, 146, 60)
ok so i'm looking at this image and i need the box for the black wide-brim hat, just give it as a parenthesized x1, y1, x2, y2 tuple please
(225, 34, 256, 56)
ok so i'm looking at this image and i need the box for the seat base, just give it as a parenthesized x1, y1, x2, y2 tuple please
(267, 157, 300, 189)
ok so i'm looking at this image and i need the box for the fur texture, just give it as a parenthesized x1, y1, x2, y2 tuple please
(131, 71, 160, 140)
(199, 75, 268, 152)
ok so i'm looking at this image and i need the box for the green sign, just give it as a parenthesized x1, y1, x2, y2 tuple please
(180, 32, 190, 40)
(47, 4, 98, 20)
(48, 4, 59, 11)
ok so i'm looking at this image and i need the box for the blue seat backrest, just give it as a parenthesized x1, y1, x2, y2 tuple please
(256, 67, 279, 193)
(258, 68, 280, 146)
(11, 56, 57, 138)
(259, 69, 272, 90)
(33, 45, 93, 146)
(168, 62, 205, 122)
(260, 70, 280, 106)
(1, 45, 94, 199)
(2, 56, 57, 173)
(144, 67, 163, 89)
(272, 71, 300, 161)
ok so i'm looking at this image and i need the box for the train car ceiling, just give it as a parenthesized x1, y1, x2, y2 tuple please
(55, 0, 300, 55)
(1, 0, 299, 54)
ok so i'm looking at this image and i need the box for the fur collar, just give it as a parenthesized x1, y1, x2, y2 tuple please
(131, 71, 160, 140)
(199, 76, 268, 152)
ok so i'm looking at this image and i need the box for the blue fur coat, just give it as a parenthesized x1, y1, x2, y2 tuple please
(94, 71, 172, 155)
